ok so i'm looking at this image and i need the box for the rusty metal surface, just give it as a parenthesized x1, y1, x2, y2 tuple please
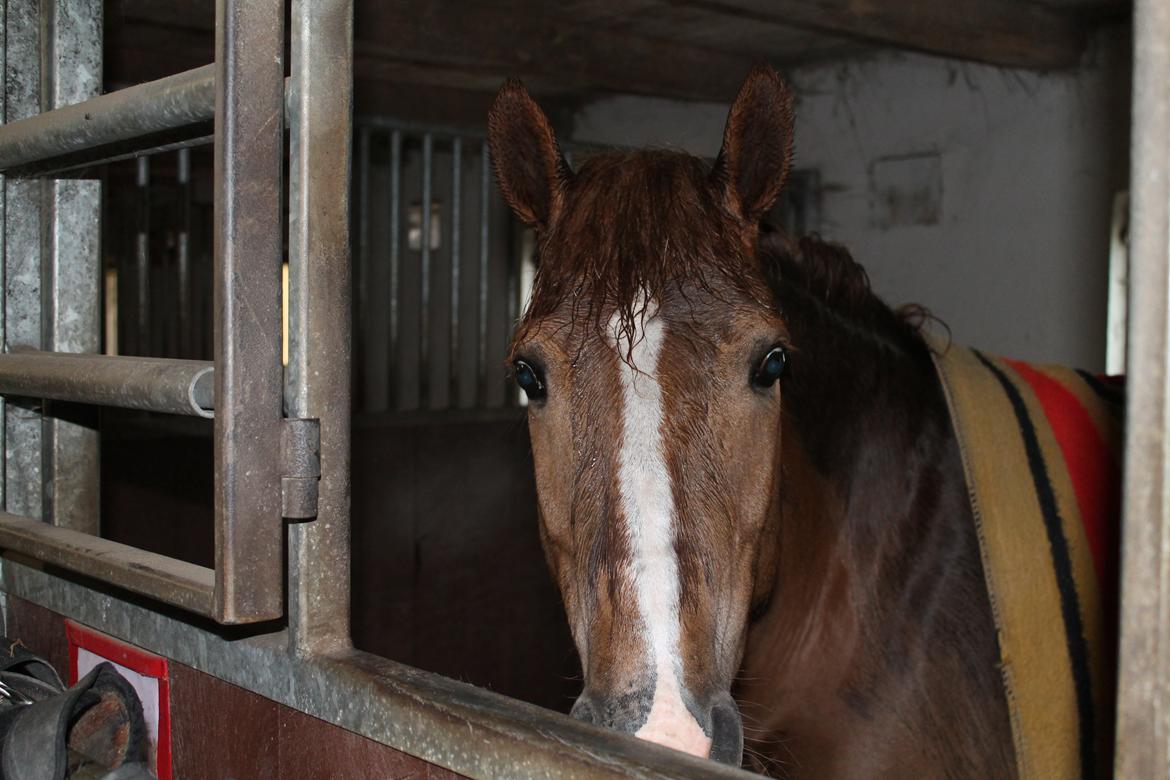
(3, 0, 44, 520)
(212, 0, 286, 623)
(3, 559, 756, 779)
(44, 0, 102, 535)
(286, 0, 353, 653)
(0, 63, 214, 175)
(1117, 0, 1170, 776)
(0, 352, 214, 417)
(0, 517, 214, 614)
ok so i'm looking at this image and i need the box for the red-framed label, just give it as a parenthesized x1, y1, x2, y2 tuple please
(65, 621, 172, 780)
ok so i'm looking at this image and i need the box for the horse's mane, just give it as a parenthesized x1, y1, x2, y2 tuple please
(520, 150, 770, 356)
(760, 225, 936, 355)
(518, 149, 932, 358)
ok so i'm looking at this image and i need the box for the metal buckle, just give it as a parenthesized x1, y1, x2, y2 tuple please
(0, 679, 33, 705)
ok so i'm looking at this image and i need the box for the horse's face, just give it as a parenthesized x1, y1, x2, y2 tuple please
(488, 65, 795, 766)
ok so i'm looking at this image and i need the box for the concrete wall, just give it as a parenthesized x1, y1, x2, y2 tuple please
(570, 29, 1131, 370)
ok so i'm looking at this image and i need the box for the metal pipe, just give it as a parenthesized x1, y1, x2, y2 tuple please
(356, 127, 370, 410)
(419, 133, 433, 407)
(177, 147, 193, 358)
(0, 63, 215, 174)
(478, 145, 490, 406)
(0, 515, 215, 615)
(286, 0, 354, 653)
(450, 138, 461, 407)
(388, 130, 401, 410)
(0, 351, 214, 417)
(135, 155, 150, 355)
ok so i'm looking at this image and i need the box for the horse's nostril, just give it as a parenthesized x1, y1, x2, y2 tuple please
(707, 698, 744, 766)
(570, 696, 598, 725)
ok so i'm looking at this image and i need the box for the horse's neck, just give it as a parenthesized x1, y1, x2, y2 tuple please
(769, 325, 958, 675)
(739, 309, 981, 737)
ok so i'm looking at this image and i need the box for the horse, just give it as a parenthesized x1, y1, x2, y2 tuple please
(486, 64, 1115, 777)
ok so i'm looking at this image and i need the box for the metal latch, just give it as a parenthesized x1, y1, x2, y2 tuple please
(281, 417, 320, 519)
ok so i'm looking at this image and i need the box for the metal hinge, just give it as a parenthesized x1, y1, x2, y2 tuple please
(281, 417, 320, 519)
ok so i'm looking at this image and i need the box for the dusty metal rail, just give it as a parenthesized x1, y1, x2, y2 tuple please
(0, 64, 214, 176)
(0, 352, 213, 417)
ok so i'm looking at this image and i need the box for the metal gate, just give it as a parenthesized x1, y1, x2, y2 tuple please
(0, 1, 752, 777)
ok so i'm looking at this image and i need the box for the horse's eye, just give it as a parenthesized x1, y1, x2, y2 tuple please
(752, 346, 787, 389)
(513, 358, 546, 401)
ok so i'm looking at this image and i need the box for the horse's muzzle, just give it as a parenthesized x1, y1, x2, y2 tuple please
(570, 691, 744, 766)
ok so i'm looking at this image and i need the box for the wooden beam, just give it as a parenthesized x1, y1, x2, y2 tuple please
(354, 1, 757, 101)
(676, 0, 1092, 70)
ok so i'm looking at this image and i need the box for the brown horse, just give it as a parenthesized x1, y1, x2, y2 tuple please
(486, 65, 1018, 776)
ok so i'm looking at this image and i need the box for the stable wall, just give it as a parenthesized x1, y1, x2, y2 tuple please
(570, 29, 1131, 370)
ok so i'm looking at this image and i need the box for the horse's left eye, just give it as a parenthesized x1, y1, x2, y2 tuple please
(513, 358, 546, 401)
(752, 346, 787, 388)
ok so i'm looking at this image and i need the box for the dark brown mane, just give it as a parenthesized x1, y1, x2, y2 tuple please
(517, 150, 770, 354)
(760, 227, 936, 355)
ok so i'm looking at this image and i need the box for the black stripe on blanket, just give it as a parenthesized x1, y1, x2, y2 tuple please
(975, 350, 1096, 778)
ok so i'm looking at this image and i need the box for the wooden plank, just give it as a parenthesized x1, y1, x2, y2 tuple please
(676, 0, 1090, 70)
(354, 1, 757, 101)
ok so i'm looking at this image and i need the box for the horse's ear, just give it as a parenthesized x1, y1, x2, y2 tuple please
(712, 64, 795, 222)
(487, 79, 572, 228)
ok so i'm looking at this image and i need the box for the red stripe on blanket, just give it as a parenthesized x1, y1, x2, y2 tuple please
(1005, 360, 1116, 589)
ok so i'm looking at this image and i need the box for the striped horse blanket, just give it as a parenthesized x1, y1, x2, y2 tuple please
(930, 340, 1122, 780)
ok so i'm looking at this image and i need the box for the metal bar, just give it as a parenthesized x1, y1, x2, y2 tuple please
(1117, 0, 1170, 775)
(356, 126, 369, 411)
(478, 145, 490, 406)
(0, 13, 5, 512)
(43, 0, 102, 534)
(419, 133, 432, 408)
(449, 137, 461, 407)
(286, 0, 353, 653)
(134, 155, 149, 355)
(177, 147, 192, 358)
(212, 0, 286, 624)
(4, 0, 44, 519)
(4, 559, 758, 780)
(388, 129, 401, 410)
(0, 352, 213, 417)
(0, 516, 214, 614)
(0, 63, 214, 175)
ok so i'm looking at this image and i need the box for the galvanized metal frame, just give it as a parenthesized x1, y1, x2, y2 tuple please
(0, 0, 289, 624)
(210, 0, 286, 623)
(1116, 1, 1170, 775)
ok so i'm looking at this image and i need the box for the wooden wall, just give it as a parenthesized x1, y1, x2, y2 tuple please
(4, 596, 468, 779)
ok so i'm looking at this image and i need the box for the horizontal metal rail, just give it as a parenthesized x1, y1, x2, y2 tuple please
(0, 352, 213, 417)
(0, 515, 214, 614)
(0, 64, 214, 176)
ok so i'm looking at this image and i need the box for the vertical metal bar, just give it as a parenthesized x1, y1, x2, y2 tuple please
(287, 0, 352, 653)
(449, 137, 461, 408)
(419, 133, 432, 408)
(43, 0, 101, 533)
(177, 147, 192, 358)
(134, 155, 149, 355)
(1117, 0, 1170, 774)
(213, 0, 285, 623)
(388, 129, 400, 410)
(3, 0, 43, 518)
(356, 126, 369, 411)
(477, 145, 489, 408)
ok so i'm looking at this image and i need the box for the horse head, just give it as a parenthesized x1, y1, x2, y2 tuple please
(487, 64, 795, 764)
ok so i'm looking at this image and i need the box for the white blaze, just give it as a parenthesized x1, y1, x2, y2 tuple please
(613, 305, 712, 759)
